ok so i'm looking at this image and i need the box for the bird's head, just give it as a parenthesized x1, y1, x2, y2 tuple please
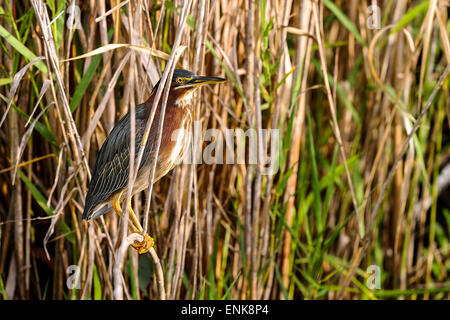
(151, 69, 226, 105)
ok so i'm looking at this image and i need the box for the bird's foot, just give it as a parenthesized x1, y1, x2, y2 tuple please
(132, 234, 154, 254)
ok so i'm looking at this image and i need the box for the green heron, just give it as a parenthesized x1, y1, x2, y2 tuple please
(82, 69, 225, 254)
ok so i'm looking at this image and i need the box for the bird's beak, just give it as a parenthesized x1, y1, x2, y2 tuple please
(186, 75, 226, 87)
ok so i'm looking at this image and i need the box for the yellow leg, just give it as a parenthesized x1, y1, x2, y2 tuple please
(111, 194, 153, 254)
(126, 198, 143, 233)
(112, 194, 123, 217)
(128, 201, 154, 254)
(112, 194, 140, 233)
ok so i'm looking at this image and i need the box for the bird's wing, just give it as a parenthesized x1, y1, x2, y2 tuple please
(82, 105, 157, 219)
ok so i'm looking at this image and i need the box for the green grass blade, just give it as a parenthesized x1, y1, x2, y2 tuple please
(391, 0, 430, 34)
(0, 25, 48, 74)
(323, 0, 366, 47)
(69, 55, 102, 112)
(17, 169, 74, 241)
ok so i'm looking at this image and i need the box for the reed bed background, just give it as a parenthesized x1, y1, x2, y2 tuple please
(1, 0, 450, 300)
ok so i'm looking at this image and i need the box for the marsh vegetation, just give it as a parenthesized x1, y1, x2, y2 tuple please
(0, 0, 449, 300)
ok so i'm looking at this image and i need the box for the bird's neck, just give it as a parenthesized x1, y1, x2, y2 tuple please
(145, 89, 194, 112)
(174, 90, 194, 109)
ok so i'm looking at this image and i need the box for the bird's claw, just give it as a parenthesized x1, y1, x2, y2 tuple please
(132, 234, 154, 254)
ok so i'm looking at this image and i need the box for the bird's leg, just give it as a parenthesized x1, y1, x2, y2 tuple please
(111, 194, 139, 233)
(111, 194, 123, 217)
(112, 195, 153, 254)
(126, 198, 143, 233)
(128, 199, 154, 255)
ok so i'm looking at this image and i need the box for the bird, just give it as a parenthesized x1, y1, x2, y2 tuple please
(82, 69, 226, 254)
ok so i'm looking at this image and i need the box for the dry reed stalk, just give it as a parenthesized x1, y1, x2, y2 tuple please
(31, 0, 89, 183)
(313, 1, 361, 238)
(113, 232, 143, 299)
(280, 0, 312, 298)
(339, 64, 450, 298)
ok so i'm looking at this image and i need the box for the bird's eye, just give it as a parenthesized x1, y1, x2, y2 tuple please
(176, 78, 183, 84)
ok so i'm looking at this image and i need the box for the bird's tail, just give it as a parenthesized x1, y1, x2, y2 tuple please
(82, 203, 112, 220)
